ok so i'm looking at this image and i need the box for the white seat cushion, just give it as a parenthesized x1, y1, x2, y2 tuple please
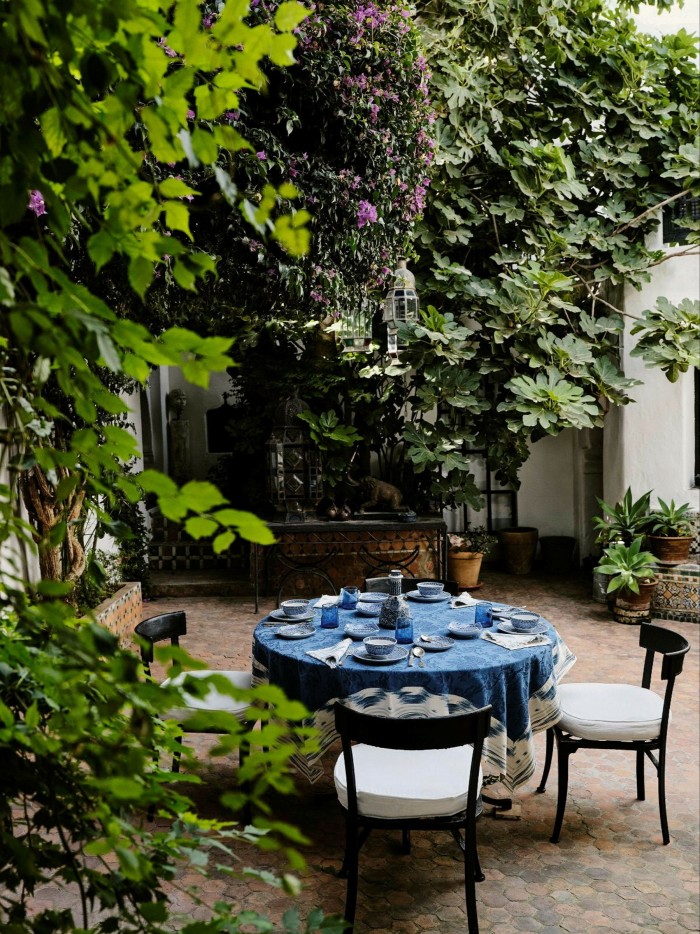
(558, 683, 665, 742)
(163, 670, 252, 725)
(334, 745, 482, 820)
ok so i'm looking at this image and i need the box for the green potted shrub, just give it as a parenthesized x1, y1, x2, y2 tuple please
(591, 488, 652, 603)
(646, 498, 695, 566)
(447, 527, 498, 589)
(597, 538, 658, 624)
(592, 488, 653, 547)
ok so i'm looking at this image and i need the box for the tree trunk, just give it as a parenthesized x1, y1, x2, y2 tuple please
(20, 465, 86, 583)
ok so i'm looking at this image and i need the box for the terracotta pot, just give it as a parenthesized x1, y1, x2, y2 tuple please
(447, 551, 483, 589)
(646, 535, 692, 566)
(613, 579, 657, 625)
(497, 527, 539, 576)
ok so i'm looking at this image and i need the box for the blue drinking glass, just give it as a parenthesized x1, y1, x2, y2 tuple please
(321, 604, 339, 629)
(339, 586, 359, 609)
(475, 601, 493, 628)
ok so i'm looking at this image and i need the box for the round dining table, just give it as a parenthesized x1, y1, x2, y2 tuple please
(252, 596, 576, 792)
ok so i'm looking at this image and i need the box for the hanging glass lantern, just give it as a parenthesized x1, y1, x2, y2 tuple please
(383, 258, 419, 355)
(338, 293, 374, 352)
(265, 392, 323, 520)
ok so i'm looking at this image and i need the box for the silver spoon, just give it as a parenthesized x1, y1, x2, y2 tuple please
(412, 646, 426, 668)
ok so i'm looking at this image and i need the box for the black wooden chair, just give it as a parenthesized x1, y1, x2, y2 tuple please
(537, 623, 690, 845)
(134, 611, 255, 819)
(333, 703, 492, 933)
(363, 576, 459, 596)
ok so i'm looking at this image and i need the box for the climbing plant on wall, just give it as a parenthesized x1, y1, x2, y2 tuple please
(407, 0, 699, 488)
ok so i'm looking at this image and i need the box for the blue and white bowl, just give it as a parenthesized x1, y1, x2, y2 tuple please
(356, 600, 384, 617)
(510, 612, 540, 632)
(358, 592, 389, 603)
(280, 599, 311, 618)
(416, 581, 445, 597)
(363, 636, 397, 657)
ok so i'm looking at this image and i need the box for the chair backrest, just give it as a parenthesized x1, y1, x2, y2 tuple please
(134, 611, 187, 672)
(639, 624, 689, 724)
(335, 703, 492, 820)
(363, 576, 459, 596)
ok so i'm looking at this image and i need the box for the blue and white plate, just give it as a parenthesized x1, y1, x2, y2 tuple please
(344, 622, 380, 640)
(277, 624, 316, 639)
(353, 645, 410, 665)
(405, 590, 451, 603)
(497, 620, 548, 636)
(358, 592, 389, 603)
(447, 622, 482, 639)
(269, 607, 316, 623)
(417, 634, 454, 651)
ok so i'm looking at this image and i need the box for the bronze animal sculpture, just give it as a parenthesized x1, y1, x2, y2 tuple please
(346, 475, 404, 513)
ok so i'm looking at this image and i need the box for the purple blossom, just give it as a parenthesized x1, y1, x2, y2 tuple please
(256, 150, 267, 160)
(157, 37, 178, 58)
(357, 200, 378, 228)
(187, 109, 196, 121)
(28, 190, 46, 217)
(202, 13, 215, 28)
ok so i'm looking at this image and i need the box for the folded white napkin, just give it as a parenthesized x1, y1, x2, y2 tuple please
(451, 591, 479, 608)
(307, 638, 352, 667)
(482, 631, 551, 651)
(314, 595, 340, 607)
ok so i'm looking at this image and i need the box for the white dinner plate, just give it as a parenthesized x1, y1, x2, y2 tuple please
(497, 620, 548, 636)
(269, 608, 316, 623)
(352, 645, 410, 665)
(405, 590, 451, 603)
(277, 624, 316, 639)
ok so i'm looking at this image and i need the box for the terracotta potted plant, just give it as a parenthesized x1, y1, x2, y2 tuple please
(596, 538, 658, 624)
(447, 527, 498, 590)
(645, 498, 694, 566)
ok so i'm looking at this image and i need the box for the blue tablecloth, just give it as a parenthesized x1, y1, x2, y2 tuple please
(252, 598, 576, 791)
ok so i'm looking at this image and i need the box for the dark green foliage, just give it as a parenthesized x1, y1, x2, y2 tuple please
(412, 0, 699, 485)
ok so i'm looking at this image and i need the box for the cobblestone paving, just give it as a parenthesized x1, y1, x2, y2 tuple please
(31, 571, 700, 931)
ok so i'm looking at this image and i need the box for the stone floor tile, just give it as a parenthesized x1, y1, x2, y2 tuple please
(9, 570, 699, 933)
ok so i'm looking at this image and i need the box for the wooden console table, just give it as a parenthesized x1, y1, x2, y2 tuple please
(252, 516, 447, 611)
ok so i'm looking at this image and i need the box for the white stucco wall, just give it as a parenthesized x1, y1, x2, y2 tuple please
(604, 225, 699, 512)
(518, 431, 576, 537)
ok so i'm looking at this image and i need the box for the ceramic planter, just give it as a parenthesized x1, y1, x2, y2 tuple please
(447, 551, 483, 589)
(646, 535, 692, 566)
(497, 527, 539, 576)
(613, 579, 657, 625)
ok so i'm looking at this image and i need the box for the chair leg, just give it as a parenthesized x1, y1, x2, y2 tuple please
(550, 742, 570, 844)
(656, 748, 670, 845)
(463, 826, 480, 934)
(401, 828, 411, 854)
(537, 728, 555, 793)
(343, 823, 359, 931)
(636, 749, 646, 801)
